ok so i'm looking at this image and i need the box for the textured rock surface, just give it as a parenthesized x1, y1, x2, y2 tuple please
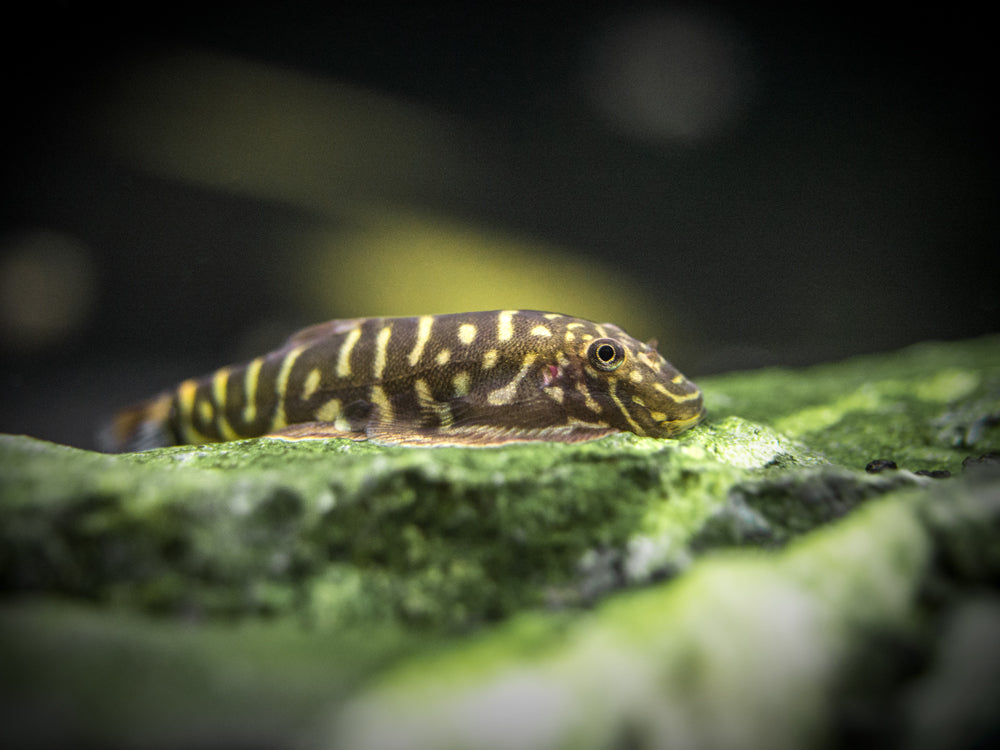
(1, 335, 998, 749)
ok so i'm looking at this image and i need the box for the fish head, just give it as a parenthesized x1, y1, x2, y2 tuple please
(565, 323, 705, 438)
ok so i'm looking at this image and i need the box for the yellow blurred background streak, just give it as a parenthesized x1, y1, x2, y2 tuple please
(93, 49, 673, 342)
(291, 210, 663, 338)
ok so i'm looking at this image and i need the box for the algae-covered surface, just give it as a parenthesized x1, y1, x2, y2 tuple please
(2, 335, 999, 749)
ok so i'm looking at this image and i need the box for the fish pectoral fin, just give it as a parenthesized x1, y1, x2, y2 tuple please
(271, 419, 622, 447)
(267, 398, 378, 441)
(364, 423, 462, 446)
(549, 425, 621, 443)
(364, 421, 513, 446)
(443, 396, 624, 444)
(446, 423, 622, 445)
(266, 422, 368, 441)
(342, 399, 375, 426)
(373, 420, 623, 446)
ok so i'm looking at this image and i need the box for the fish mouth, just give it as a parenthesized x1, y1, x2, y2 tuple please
(656, 407, 707, 436)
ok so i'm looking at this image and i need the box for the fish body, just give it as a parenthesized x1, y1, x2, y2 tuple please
(107, 310, 705, 450)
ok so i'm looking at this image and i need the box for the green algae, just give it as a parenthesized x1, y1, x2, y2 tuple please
(1, 334, 999, 748)
(0, 432, 741, 628)
(703, 334, 1000, 471)
(324, 479, 997, 750)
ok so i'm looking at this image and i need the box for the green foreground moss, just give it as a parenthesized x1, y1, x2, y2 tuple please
(1, 335, 999, 748)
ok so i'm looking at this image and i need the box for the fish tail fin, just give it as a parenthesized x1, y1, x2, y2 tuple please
(99, 393, 174, 452)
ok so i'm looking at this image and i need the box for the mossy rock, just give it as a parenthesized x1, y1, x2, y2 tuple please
(1, 335, 999, 748)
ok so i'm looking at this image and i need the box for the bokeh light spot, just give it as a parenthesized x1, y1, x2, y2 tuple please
(0, 231, 98, 352)
(584, 8, 753, 144)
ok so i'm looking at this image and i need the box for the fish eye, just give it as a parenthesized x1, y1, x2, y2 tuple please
(588, 338, 625, 371)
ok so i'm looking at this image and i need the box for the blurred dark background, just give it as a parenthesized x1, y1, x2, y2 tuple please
(1, 3, 996, 450)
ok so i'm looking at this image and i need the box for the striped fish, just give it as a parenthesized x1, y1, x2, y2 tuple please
(106, 310, 705, 450)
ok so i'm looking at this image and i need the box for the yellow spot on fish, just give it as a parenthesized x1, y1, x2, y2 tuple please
(243, 357, 264, 423)
(211, 367, 240, 440)
(337, 327, 362, 378)
(436, 349, 451, 366)
(652, 381, 700, 402)
(316, 398, 341, 422)
(415, 379, 453, 427)
(211, 367, 230, 409)
(543, 385, 565, 404)
(565, 331, 575, 343)
(453, 370, 470, 396)
(176, 381, 211, 444)
(530, 325, 551, 337)
(178, 379, 198, 421)
(575, 380, 600, 413)
(273, 344, 308, 430)
(482, 349, 498, 370)
(581, 334, 593, 342)
(370, 384, 393, 423)
(408, 316, 434, 367)
(609, 380, 642, 434)
(671, 373, 686, 384)
(414, 378, 432, 404)
(671, 390, 703, 403)
(458, 323, 477, 346)
(202, 367, 240, 440)
(177, 380, 211, 444)
(373, 325, 392, 380)
(497, 310, 516, 343)
(631, 395, 646, 407)
(302, 367, 322, 401)
(217, 417, 240, 441)
(543, 313, 563, 319)
(650, 411, 667, 421)
(629, 370, 643, 384)
(197, 397, 213, 424)
(487, 353, 536, 405)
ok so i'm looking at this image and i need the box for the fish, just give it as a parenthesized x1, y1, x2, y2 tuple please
(105, 310, 705, 451)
